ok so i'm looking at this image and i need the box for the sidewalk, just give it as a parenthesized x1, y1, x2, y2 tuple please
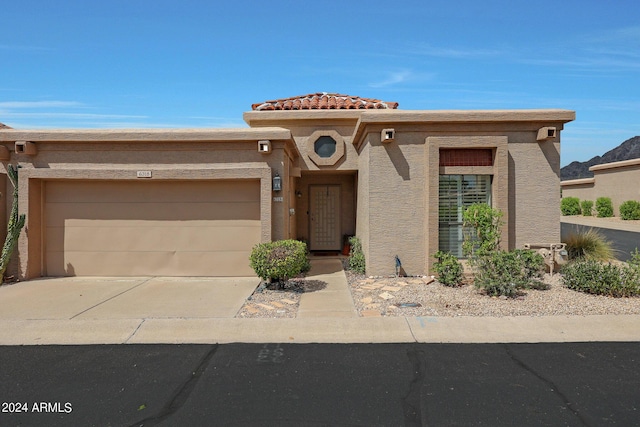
(1, 259, 639, 345)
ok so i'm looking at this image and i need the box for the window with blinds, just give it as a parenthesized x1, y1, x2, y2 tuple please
(438, 175, 491, 257)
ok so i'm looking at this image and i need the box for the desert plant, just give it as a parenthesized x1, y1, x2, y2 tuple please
(564, 228, 615, 261)
(0, 165, 26, 281)
(348, 236, 366, 274)
(433, 251, 464, 286)
(561, 259, 640, 297)
(462, 203, 504, 257)
(619, 200, 640, 220)
(580, 200, 593, 216)
(249, 239, 309, 287)
(518, 249, 546, 281)
(561, 197, 581, 216)
(595, 197, 614, 218)
(630, 248, 640, 269)
(472, 249, 546, 297)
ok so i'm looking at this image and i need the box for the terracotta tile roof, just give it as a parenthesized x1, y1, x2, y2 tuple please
(0, 122, 11, 129)
(252, 92, 399, 111)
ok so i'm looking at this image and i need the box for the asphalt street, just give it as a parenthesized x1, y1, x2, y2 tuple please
(1, 342, 639, 426)
(561, 222, 640, 262)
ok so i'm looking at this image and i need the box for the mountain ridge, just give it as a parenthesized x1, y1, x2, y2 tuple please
(561, 136, 640, 181)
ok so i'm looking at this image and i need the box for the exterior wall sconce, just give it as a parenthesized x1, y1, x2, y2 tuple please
(295, 190, 302, 198)
(272, 173, 282, 192)
(536, 127, 556, 141)
(258, 140, 271, 153)
(381, 128, 395, 143)
(15, 140, 37, 155)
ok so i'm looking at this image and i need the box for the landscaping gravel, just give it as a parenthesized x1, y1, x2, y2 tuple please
(346, 271, 640, 317)
(236, 280, 305, 318)
(236, 269, 640, 318)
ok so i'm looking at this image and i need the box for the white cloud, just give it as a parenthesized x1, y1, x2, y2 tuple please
(406, 44, 504, 59)
(0, 101, 84, 109)
(369, 71, 412, 88)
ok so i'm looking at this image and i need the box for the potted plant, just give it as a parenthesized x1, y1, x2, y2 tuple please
(342, 235, 353, 256)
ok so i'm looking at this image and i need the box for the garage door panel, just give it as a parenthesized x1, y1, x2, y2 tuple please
(46, 251, 254, 277)
(46, 180, 260, 203)
(44, 180, 262, 277)
(45, 202, 260, 225)
(47, 223, 261, 252)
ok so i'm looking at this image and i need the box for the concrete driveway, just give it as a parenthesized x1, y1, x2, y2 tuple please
(0, 276, 259, 320)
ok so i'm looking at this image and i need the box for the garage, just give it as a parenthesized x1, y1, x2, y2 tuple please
(43, 179, 261, 277)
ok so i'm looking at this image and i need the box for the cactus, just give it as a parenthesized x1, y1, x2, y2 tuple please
(0, 165, 26, 281)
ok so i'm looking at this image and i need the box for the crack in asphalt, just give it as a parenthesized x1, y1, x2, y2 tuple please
(129, 344, 219, 427)
(504, 344, 592, 427)
(401, 348, 428, 427)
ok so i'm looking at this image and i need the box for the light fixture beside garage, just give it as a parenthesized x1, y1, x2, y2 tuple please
(272, 173, 282, 192)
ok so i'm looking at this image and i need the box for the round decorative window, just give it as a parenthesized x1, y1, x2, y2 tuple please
(314, 136, 337, 158)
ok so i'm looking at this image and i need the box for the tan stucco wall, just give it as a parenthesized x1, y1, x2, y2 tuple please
(508, 138, 562, 248)
(361, 130, 428, 276)
(562, 159, 640, 216)
(0, 109, 574, 279)
(560, 180, 594, 202)
(244, 111, 360, 172)
(0, 129, 291, 279)
(356, 121, 569, 277)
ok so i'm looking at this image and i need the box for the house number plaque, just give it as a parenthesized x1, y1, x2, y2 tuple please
(136, 170, 152, 178)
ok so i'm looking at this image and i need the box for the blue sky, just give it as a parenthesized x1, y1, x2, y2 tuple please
(1, 0, 639, 166)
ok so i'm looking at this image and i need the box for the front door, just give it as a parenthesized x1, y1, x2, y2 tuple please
(309, 185, 341, 251)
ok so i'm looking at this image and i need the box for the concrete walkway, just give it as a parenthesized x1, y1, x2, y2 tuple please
(297, 258, 357, 318)
(561, 215, 640, 233)
(1, 258, 639, 345)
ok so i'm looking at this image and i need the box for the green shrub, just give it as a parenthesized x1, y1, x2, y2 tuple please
(580, 200, 593, 216)
(561, 197, 581, 216)
(348, 236, 366, 274)
(462, 203, 504, 257)
(473, 249, 545, 297)
(561, 259, 640, 297)
(630, 248, 640, 269)
(249, 240, 309, 285)
(619, 200, 640, 220)
(564, 228, 615, 261)
(518, 249, 546, 281)
(433, 251, 464, 286)
(595, 197, 614, 218)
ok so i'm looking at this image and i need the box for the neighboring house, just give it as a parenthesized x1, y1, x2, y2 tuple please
(0, 93, 574, 279)
(561, 158, 640, 216)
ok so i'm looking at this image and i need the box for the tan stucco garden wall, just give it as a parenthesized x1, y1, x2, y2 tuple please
(561, 158, 640, 216)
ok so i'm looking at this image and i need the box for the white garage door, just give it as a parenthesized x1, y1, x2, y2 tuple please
(44, 180, 261, 276)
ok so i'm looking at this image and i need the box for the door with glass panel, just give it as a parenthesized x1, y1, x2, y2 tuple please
(438, 175, 491, 257)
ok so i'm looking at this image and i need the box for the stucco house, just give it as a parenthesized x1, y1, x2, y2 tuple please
(0, 93, 574, 279)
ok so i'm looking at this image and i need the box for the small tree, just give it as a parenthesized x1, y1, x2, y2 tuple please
(595, 197, 614, 218)
(462, 203, 504, 258)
